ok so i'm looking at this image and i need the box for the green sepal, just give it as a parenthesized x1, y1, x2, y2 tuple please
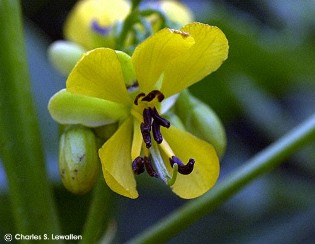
(48, 89, 128, 127)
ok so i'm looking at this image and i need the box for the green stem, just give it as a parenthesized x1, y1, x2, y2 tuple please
(128, 113, 315, 243)
(0, 0, 61, 239)
(131, 0, 142, 11)
(117, 10, 140, 50)
(80, 175, 115, 244)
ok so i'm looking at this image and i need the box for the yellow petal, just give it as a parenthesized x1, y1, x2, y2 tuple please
(67, 48, 132, 105)
(99, 118, 138, 199)
(161, 22, 229, 97)
(161, 126, 220, 199)
(64, 0, 130, 49)
(132, 27, 195, 93)
(48, 89, 128, 127)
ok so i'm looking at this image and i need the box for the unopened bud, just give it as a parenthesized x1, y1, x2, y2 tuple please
(175, 90, 226, 157)
(163, 112, 185, 130)
(48, 41, 85, 76)
(59, 125, 99, 194)
(158, 0, 194, 27)
(141, 1, 194, 30)
(63, 0, 129, 50)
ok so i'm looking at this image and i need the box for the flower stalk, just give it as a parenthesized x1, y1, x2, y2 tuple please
(0, 0, 60, 237)
(128, 113, 315, 243)
(80, 175, 115, 244)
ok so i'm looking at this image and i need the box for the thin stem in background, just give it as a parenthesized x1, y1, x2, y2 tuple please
(0, 0, 61, 238)
(80, 175, 115, 244)
(128, 113, 315, 243)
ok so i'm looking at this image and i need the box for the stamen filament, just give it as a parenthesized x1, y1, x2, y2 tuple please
(131, 120, 143, 160)
(159, 139, 175, 159)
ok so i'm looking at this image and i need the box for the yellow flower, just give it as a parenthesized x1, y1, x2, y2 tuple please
(64, 0, 130, 49)
(49, 22, 229, 199)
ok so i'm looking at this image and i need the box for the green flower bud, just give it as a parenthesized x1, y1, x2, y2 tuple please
(163, 112, 186, 131)
(175, 90, 227, 157)
(93, 123, 118, 141)
(59, 125, 99, 194)
(48, 41, 85, 76)
(115, 50, 136, 87)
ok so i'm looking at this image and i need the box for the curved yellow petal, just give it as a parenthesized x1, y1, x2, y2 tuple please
(67, 48, 132, 105)
(99, 118, 138, 199)
(132, 27, 195, 93)
(48, 89, 128, 126)
(161, 22, 229, 97)
(64, 0, 130, 49)
(161, 126, 219, 199)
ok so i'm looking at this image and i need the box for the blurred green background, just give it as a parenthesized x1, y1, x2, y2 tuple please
(1, 0, 315, 243)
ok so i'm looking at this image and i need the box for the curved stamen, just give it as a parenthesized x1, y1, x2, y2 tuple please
(143, 108, 152, 126)
(150, 107, 170, 128)
(152, 120, 163, 144)
(140, 122, 151, 148)
(141, 90, 165, 103)
(169, 156, 195, 175)
(134, 93, 145, 105)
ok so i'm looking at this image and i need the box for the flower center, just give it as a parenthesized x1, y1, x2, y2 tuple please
(131, 90, 195, 184)
(133, 90, 170, 148)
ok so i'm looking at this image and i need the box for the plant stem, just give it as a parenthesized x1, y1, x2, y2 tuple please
(131, 0, 142, 11)
(80, 175, 115, 244)
(128, 113, 315, 243)
(0, 0, 61, 238)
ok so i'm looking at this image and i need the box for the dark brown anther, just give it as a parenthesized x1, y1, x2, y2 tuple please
(140, 122, 152, 148)
(150, 107, 170, 128)
(144, 156, 159, 178)
(153, 90, 165, 102)
(169, 156, 195, 175)
(143, 108, 152, 126)
(152, 120, 163, 144)
(141, 90, 165, 103)
(134, 93, 145, 105)
(132, 156, 145, 175)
